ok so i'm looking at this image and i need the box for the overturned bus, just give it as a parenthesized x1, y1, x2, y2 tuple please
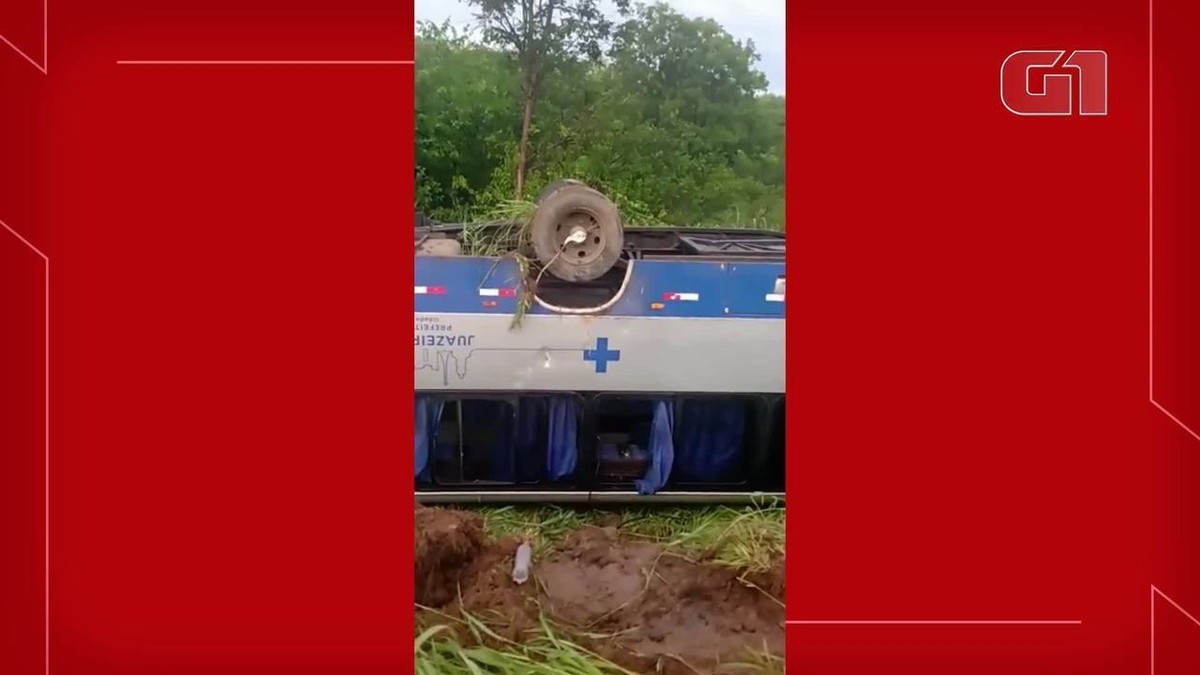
(415, 181, 784, 503)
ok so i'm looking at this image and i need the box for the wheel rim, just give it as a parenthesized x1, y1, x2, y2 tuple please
(552, 209, 606, 266)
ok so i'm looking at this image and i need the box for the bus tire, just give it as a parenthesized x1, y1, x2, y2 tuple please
(536, 179, 585, 204)
(530, 183, 624, 282)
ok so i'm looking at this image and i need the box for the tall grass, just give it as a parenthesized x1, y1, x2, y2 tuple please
(416, 609, 784, 675)
(477, 502, 785, 575)
(458, 200, 536, 257)
(416, 610, 640, 675)
(619, 502, 785, 576)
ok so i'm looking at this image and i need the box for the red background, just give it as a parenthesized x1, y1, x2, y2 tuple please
(2, 1, 1199, 674)
(787, 0, 1200, 672)
(1, 1, 413, 673)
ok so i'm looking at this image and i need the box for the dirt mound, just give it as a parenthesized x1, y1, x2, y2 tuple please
(415, 508, 785, 674)
(414, 506, 487, 607)
(540, 527, 785, 673)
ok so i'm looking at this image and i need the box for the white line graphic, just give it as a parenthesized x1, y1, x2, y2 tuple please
(1148, 0, 1200, 443)
(0, 217, 49, 675)
(116, 60, 412, 66)
(786, 620, 1081, 625)
(0, 0, 48, 73)
(1151, 585, 1200, 674)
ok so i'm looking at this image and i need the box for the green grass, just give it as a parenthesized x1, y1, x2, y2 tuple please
(478, 501, 785, 574)
(415, 610, 784, 675)
(458, 200, 536, 258)
(416, 612, 641, 675)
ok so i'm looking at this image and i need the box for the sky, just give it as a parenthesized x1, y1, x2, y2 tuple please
(414, 0, 786, 94)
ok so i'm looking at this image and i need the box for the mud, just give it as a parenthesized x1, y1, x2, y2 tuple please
(414, 506, 487, 608)
(415, 507, 785, 674)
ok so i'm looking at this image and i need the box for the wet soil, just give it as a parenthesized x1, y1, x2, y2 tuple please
(414, 507, 785, 674)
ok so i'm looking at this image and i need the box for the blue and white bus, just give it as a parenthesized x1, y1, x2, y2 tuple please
(414, 183, 784, 503)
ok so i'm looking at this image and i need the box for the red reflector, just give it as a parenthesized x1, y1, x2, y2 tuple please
(482, 300, 498, 308)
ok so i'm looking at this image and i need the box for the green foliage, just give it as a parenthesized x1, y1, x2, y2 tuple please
(416, 2, 784, 229)
(415, 610, 641, 674)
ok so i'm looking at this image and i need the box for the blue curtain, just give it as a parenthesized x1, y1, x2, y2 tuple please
(514, 398, 546, 483)
(634, 400, 675, 495)
(414, 396, 443, 481)
(546, 397, 578, 480)
(418, 397, 579, 484)
(514, 397, 578, 482)
(674, 399, 745, 482)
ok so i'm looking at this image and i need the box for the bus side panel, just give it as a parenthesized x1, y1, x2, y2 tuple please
(414, 256, 785, 320)
(415, 313, 784, 394)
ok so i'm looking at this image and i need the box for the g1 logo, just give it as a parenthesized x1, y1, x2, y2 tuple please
(1000, 50, 1108, 116)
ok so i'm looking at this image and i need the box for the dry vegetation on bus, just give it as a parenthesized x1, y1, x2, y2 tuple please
(414, 504, 786, 674)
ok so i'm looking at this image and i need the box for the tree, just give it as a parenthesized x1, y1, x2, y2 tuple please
(468, 0, 627, 199)
(414, 3, 785, 229)
(416, 21, 521, 216)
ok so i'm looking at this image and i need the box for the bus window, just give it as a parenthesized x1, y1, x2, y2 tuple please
(672, 397, 756, 485)
(766, 396, 785, 491)
(513, 396, 581, 483)
(593, 398, 655, 482)
(592, 397, 674, 494)
(414, 395, 442, 483)
(431, 399, 515, 485)
(415, 396, 580, 486)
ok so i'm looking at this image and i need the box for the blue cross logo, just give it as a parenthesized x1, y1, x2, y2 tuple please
(583, 337, 621, 373)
